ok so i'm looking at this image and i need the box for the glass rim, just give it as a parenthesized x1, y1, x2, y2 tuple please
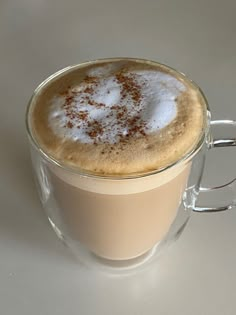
(26, 57, 211, 180)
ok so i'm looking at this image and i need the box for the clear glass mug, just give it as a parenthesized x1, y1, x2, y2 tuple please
(26, 59, 236, 273)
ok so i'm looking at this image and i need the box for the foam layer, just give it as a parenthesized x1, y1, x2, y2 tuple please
(30, 59, 206, 175)
(48, 159, 191, 194)
(48, 67, 185, 144)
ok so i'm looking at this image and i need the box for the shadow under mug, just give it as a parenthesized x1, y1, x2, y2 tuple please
(26, 59, 236, 273)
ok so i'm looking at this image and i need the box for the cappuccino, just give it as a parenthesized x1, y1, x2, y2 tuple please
(28, 59, 206, 260)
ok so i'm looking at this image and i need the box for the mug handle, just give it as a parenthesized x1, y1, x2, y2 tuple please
(193, 120, 236, 212)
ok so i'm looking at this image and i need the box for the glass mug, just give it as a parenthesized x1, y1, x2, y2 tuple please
(26, 58, 236, 273)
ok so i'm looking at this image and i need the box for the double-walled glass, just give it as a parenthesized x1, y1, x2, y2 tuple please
(26, 59, 236, 272)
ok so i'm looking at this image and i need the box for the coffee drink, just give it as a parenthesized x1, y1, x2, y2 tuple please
(28, 59, 206, 260)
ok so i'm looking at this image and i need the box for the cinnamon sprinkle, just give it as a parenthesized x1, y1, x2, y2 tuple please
(61, 70, 148, 143)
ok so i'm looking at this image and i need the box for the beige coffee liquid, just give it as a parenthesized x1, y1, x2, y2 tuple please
(28, 58, 206, 260)
(48, 163, 191, 260)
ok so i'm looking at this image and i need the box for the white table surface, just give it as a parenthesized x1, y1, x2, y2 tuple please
(1, 0, 236, 314)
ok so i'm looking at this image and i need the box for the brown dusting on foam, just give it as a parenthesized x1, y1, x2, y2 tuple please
(86, 120, 104, 140)
(115, 71, 142, 103)
(66, 121, 74, 129)
(58, 68, 149, 144)
(61, 76, 106, 137)
(113, 71, 147, 145)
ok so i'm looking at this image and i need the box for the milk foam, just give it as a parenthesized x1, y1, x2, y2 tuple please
(48, 68, 186, 144)
(50, 160, 190, 194)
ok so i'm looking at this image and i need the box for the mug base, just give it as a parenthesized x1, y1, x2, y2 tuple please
(48, 216, 162, 274)
(47, 203, 190, 275)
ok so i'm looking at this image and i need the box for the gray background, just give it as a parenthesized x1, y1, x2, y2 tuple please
(0, 0, 236, 314)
